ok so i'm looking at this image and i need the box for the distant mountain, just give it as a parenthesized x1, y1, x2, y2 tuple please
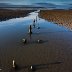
(0, 3, 16, 7)
(66, 3, 72, 5)
(56, 4, 72, 9)
(0, 3, 43, 8)
(34, 3, 57, 8)
(0, 2, 72, 10)
(34, 3, 72, 9)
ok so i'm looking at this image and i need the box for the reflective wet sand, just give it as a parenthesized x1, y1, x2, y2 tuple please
(0, 10, 72, 72)
(39, 10, 72, 30)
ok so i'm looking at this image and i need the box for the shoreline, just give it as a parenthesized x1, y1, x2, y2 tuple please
(39, 10, 72, 30)
(0, 9, 35, 21)
(0, 10, 72, 72)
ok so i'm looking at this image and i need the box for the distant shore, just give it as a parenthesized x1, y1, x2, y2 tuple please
(39, 10, 72, 30)
(0, 9, 35, 21)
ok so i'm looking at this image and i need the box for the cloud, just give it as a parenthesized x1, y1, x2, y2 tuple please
(0, 0, 72, 5)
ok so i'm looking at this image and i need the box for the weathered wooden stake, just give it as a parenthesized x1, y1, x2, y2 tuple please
(29, 25, 32, 34)
(12, 60, 16, 69)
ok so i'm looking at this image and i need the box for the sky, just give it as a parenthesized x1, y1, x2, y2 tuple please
(0, 0, 72, 5)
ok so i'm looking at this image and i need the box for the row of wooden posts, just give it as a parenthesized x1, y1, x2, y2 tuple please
(0, 16, 42, 71)
(12, 60, 36, 71)
(22, 16, 42, 44)
(0, 59, 35, 71)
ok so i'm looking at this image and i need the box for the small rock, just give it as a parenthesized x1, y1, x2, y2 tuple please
(22, 39, 27, 44)
(0, 69, 2, 71)
(37, 27, 40, 29)
(37, 40, 42, 43)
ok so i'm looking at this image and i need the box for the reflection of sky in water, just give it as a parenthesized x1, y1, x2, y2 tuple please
(0, 10, 71, 48)
(38, 20, 68, 32)
(0, 10, 72, 72)
(0, 11, 38, 27)
(0, 11, 69, 37)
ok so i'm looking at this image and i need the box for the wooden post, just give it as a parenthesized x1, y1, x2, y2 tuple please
(30, 65, 36, 71)
(29, 25, 32, 34)
(33, 19, 35, 28)
(12, 60, 16, 69)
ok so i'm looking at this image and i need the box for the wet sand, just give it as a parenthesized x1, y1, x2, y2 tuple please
(0, 10, 72, 72)
(39, 10, 72, 30)
(0, 9, 35, 21)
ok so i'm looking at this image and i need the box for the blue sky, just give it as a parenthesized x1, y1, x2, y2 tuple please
(0, 0, 72, 5)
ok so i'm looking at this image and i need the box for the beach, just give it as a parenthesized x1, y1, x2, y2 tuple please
(0, 10, 72, 72)
(0, 9, 35, 21)
(39, 10, 72, 30)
